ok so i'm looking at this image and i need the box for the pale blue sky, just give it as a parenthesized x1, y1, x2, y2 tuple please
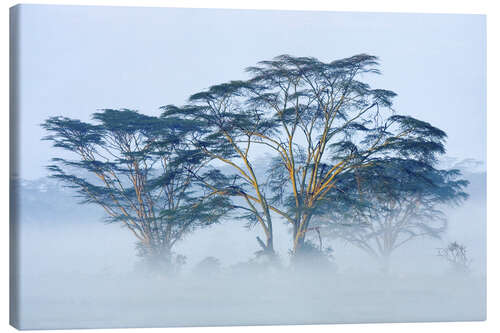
(15, 4, 486, 179)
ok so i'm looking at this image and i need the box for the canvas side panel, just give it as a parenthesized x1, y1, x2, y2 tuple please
(9, 4, 21, 330)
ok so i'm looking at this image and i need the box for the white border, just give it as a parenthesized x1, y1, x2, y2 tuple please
(2, 1, 497, 332)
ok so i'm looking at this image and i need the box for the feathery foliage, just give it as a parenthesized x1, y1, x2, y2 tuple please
(316, 158, 468, 271)
(42, 109, 230, 272)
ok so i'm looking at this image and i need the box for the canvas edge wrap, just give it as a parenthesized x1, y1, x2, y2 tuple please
(10, 4, 21, 330)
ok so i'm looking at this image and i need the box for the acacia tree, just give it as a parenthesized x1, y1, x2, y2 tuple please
(42, 109, 228, 272)
(161, 83, 284, 256)
(318, 158, 468, 272)
(245, 55, 455, 256)
(171, 54, 447, 259)
(438, 241, 471, 274)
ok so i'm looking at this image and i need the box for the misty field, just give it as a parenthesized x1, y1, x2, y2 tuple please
(18, 268, 485, 329)
(16, 193, 486, 330)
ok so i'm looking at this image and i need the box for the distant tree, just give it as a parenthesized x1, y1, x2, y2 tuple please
(193, 256, 221, 277)
(438, 241, 471, 274)
(319, 158, 468, 272)
(42, 109, 229, 273)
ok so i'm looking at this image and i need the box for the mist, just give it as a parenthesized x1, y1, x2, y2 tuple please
(13, 171, 486, 330)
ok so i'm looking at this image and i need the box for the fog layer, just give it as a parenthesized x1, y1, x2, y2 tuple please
(13, 173, 486, 329)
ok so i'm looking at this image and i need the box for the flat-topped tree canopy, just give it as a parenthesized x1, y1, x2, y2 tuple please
(42, 109, 230, 273)
(243, 54, 451, 254)
(162, 53, 454, 257)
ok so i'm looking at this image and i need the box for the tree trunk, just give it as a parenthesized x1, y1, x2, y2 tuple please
(290, 225, 311, 270)
(256, 232, 275, 257)
(137, 241, 175, 275)
(292, 216, 310, 255)
(293, 232, 306, 254)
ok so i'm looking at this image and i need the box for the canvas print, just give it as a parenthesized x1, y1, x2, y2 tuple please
(10, 4, 486, 330)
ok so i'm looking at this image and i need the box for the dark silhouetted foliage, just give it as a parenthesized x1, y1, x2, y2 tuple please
(42, 109, 230, 273)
